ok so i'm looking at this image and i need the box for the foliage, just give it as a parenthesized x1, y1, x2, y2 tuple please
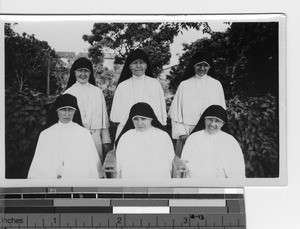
(5, 87, 56, 178)
(5, 23, 67, 94)
(168, 22, 279, 99)
(227, 94, 279, 177)
(4, 22, 279, 178)
(166, 22, 280, 178)
(83, 22, 211, 77)
(225, 22, 279, 97)
(95, 66, 120, 115)
(94, 66, 121, 143)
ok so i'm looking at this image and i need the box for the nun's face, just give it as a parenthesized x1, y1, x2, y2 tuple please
(132, 116, 152, 132)
(129, 59, 147, 77)
(57, 107, 76, 124)
(204, 117, 224, 135)
(194, 63, 210, 76)
(75, 68, 91, 84)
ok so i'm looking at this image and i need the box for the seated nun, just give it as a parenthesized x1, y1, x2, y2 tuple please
(115, 102, 175, 180)
(27, 94, 104, 179)
(181, 105, 246, 180)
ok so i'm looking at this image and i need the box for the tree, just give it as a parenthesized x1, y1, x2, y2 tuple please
(168, 22, 279, 99)
(4, 24, 68, 178)
(83, 22, 212, 77)
(225, 22, 279, 98)
(167, 22, 280, 178)
(5, 23, 66, 94)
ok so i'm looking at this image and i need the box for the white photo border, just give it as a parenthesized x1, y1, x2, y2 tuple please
(0, 14, 287, 187)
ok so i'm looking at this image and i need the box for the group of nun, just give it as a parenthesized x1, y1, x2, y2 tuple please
(27, 49, 245, 181)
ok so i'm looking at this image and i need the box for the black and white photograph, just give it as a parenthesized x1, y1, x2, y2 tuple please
(0, 14, 286, 187)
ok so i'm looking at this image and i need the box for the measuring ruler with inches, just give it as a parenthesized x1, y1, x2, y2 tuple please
(1, 187, 246, 228)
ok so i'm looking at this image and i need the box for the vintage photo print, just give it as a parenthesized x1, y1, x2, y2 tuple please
(0, 14, 286, 187)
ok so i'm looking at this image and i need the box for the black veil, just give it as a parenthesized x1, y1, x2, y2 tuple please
(65, 57, 96, 89)
(182, 51, 213, 82)
(44, 94, 83, 129)
(116, 49, 154, 87)
(190, 105, 230, 135)
(115, 102, 167, 147)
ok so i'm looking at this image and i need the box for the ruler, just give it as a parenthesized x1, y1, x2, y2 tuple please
(1, 187, 246, 228)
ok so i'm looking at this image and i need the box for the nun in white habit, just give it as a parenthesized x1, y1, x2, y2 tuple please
(181, 105, 246, 181)
(168, 52, 226, 157)
(64, 57, 111, 163)
(110, 49, 167, 140)
(27, 94, 103, 179)
(115, 102, 174, 180)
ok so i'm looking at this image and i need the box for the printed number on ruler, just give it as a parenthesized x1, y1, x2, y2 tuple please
(1, 213, 246, 228)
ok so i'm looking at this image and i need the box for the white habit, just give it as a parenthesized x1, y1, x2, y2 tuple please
(116, 127, 174, 180)
(168, 75, 226, 139)
(28, 122, 101, 179)
(64, 82, 111, 159)
(181, 130, 245, 180)
(110, 75, 167, 137)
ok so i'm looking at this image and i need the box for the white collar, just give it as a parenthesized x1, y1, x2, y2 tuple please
(57, 121, 74, 128)
(195, 74, 207, 79)
(132, 74, 146, 80)
(76, 81, 89, 88)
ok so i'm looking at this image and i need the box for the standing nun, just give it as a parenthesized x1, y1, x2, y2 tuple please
(181, 105, 245, 180)
(28, 94, 103, 179)
(115, 102, 174, 180)
(168, 52, 226, 157)
(64, 57, 111, 163)
(110, 49, 167, 140)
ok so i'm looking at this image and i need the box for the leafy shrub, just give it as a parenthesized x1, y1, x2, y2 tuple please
(227, 94, 279, 177)
(95, 68, 120, 143)
(5, 87, 55, 178)
(5, 82, 278, 179)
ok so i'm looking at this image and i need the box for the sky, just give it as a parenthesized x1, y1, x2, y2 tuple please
(12, 19, 229, 67)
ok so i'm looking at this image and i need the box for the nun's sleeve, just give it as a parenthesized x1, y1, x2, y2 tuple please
(180, 134, 195, 163)
(168, 83, 187, 139)
(82, 130, 103, 178)
(97, 89, 111, 144)
(156, 80, 168, 125)
(98, 89, 110, 130)
(27, 131, 57, 179)
(110, 85, 124, 123)
(171, 119, 188, 139)
(168, 83, 183, 122)
(101, 129, 111, 144)
(115, 135, 126, 178)
(216, 80, 226, 109)
(226, 137, 246, 179)
(162, 132, 176, 173)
